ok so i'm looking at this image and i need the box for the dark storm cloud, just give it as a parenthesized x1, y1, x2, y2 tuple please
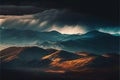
(0, 5, 43, 15)
(0, 0, 119, 23)
(0, 9, 119, 35)
(0, 9, 94, 34)
(0, 9, 65, 30)
(0, 0, 119, 35)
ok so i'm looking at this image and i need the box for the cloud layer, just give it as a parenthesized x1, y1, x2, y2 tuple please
(0, 9, 119, 35)
(0, 9, 62, 30)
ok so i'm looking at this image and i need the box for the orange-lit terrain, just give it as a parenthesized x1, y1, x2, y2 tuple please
(42, 50, 61, 60)
(42, 51, 96, 70)
(0, 47, 119, 80)
(50, 57, 95, 70)
(74, 52, 89, 56)
(0, 47, 25, 58)
(45, 69, 65, 73)
(0, 47, 26, 62)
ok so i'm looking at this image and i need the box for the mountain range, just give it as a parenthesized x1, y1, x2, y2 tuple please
(0, 46, 119, 80)
(0, 28, 119, 54)
(0, 46, 119, 70)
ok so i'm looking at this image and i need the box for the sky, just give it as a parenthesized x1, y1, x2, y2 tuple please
(0, 0, 119, 21)
(0, 0, 119, 35)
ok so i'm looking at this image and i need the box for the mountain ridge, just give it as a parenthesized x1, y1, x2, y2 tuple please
(0, 46, 119, 73)
(0, 28, 119, 53)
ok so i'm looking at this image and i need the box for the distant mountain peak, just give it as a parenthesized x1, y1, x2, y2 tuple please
(82, 30, 112, 38)
(49, 30, 61, 34)
(86, 30, 104, 34)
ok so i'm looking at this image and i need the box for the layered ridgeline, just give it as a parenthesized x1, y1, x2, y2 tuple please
(0, 46, 119, 71)
(0, 46, 119, 80)
(0, 28, 119, 54)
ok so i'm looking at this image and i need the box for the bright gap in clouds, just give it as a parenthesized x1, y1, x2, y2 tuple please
(0, 19, 6, 25)
(48, 25, 86, 34)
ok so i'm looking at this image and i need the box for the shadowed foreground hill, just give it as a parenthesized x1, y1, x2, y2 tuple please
(0, 46, 119, 80)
